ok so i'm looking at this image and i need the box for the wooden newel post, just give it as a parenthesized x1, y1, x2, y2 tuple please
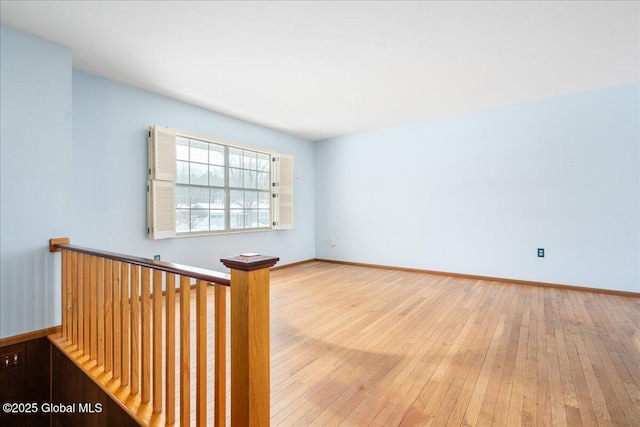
(221, 254, 279, 427)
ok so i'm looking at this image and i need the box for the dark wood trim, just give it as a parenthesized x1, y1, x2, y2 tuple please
(25, 338, 50, 427)
(221, 254, 279, 271)
(0, 337, 51, 427)
(0, 326, 62, 348)
(50, 344, 139, 427)
(49, 336, 145, 426)
(50, 240, 230, 286)
(271, 259, 316, 271)
(315, 258, 640, 298)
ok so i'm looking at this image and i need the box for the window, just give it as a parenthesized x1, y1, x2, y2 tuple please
(147, 126, 293, 239)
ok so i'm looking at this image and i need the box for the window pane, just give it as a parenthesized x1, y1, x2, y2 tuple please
(177, 161, 189, 184)
(209, 210, 224, 230)
(257, 172, 270, 190)
(190, 187, 208, 208)
(176, 137, 189, 161)
(229, 168, 243, 188)
(245, 191, 258, 208)
(191, 208, 208, 232)
(210, 189, 225, 209)
(258, 210, 270, 227)
(209, 165, 224, 186)
(258, 191, 270, 208)
(210, 144, 225, 166)
(190, 163, 208, 186)
(257, 153, 270, 172)
(230, 190, 244, 209)
(244, 170, 257, 189)
(230, 210, 244, 229)
(229, 148, 242, 168)
(246, 210, 258, 228)
(243, 150, 257, 170)
(176, 186, 189, 208)
(176, 209, 190, 233)
(190, 140, 208, 164)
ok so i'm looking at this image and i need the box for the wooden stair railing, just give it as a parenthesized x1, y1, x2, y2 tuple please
(48, 237, 278, 426)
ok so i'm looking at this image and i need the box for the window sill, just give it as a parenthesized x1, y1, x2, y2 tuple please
(175, 227, 275, 238)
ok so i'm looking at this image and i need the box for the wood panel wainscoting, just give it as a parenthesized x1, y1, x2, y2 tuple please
(51, 344, 140, 427)
(0, 336, 51, 427)
(268, 261, 640, 426)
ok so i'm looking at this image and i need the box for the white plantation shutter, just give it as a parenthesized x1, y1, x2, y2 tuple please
(148, 126, 177, 239)
(274, 154, 294, 230)
(149, 126, 177, 181)
(148, 180, 176, 239)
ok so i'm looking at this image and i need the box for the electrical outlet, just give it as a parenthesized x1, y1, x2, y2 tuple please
(329, 239, 336, 247)
(154, 254, 161, 261)
(537, 248, 545, 258)
(0, 349, 23, 371)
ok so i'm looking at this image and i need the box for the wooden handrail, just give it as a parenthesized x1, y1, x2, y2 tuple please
(48, 237, 278, 427)
(50, 239, 230, 286)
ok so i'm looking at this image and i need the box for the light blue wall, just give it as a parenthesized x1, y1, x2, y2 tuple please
(72, 71, 315, 273)
(0, 26, 73, 338)
(315, 83, 640, 292)
(2, 25, 638, 340)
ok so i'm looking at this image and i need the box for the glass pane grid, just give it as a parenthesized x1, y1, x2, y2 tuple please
(175, 136, 272, 234)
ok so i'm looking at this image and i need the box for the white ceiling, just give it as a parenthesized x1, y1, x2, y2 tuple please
(1, 1, 638, 141)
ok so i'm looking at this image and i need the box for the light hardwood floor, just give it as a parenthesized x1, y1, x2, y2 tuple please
(266, 262, 640, 426)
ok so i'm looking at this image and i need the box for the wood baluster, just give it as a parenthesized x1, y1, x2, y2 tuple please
(61, 249, 67, 341)
(90, 255, 97, 361)
(83, 254, 91, 355)
(113, 261, 121, 379)
(64, 251, 75, 342)
(71, 251, 79, 347)
(141, 267, 151, 403)
(105, 259, 113, 373)
(77, 253, 86, 352)
(196, 279, 207, 427)
(121, 263, 130, 386)
(66, 250, 73, 341)
(180, 275, 190, 426)
(97, 257, 105, 367)
(82, 255, 91, 354)
(165, 273, 176, 425)
(131, 264, 140, 395)
(214, 284, 227, 427)
(152, 269, 163, 413)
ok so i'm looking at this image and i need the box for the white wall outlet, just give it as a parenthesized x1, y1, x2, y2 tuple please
(329, 238, 336, 247)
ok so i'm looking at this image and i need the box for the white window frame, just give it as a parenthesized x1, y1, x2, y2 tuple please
(147, 125, 293, 239)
